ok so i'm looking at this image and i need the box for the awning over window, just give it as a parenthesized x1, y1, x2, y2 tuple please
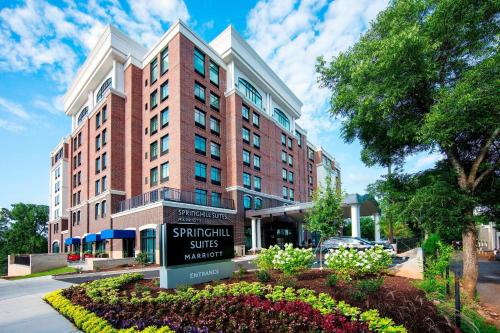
(64, 237, 81, 245)
(84, 234, 101, 242)
(100, 229, 135, 239)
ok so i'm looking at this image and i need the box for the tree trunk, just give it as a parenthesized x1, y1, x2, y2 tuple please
(462, 209, 478, 300)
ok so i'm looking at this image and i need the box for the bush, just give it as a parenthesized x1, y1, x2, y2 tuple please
(357, 278, 383, 294)
(326, 274, 339, 287)
(135, 252, 149, 265)
(422, 233, 441, 257)
(256, 269, 271, 283)
(254, 245, 281, 271)
(324, 245, 393, 280)
(271, 243, 315, 276)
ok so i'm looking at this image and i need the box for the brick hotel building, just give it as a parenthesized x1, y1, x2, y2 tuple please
(47, 21, 341, 263)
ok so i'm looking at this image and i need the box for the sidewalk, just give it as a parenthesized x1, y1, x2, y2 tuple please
(0, 276, 78, 333)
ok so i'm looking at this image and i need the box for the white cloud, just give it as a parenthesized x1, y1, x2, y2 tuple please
(0, 97, 30, 119)
(413, 152, 444, 169)
(0, 119, 25, 133)
(33, 94, 65, 115)
(245, 0, 388, 143)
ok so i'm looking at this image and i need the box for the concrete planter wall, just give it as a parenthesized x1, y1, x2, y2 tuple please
(7, 253, 67, 277)
(85, 257, 136, 271)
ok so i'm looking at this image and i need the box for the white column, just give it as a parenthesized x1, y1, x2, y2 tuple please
(374, 213, 381, 242)
(256, 218, 262, 250)
(251, 218, 257, 252)
(351, 204, 361, 238)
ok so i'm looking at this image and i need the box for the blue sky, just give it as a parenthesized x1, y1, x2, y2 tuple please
(0, 0, 441, 209)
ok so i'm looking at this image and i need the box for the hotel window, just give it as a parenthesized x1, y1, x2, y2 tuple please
(243, 149, 250, 166)
(96, 134, 101, 151)
(211, 166, 221, 185)
(77, 106, 88, 125)
(101, 200, 107, 217)
(288, 154, 293, 166)
(243, 172, 251, 189)
(102, 152, 107, 170)
(194, 134, 206, 155)
(308, 163, 313, 173)
(195, 161, 207, 182)
(209, 61, 219, 86)
(282, 186, 288, 199)
(253, 133, 260, 149)
(150, 141, 158, 160)
(210, 141, 221, 160)
(210, 92, 220, 110)
(161, 134, 169, 155)
(289, 171, 294, 184)
(289, 188, 295, 201)
(95, 157, 101, 173)
(194, 48, 205, 76)
(252, 112, 260, 127)
(77, 211, 81, 224)
(253, 154, 261, 170)
(309, 175, 313, 185)
(95, 179, 101, 195)
(243, 195, 252, 210)
(78, 132, 82, 146)
(238, 78, 262, 109)
(309, 188, 313, 197)
(160, 81, 169, 101)
(288, 137, 293, 149)
(195, 188, 207, 205)
(160, 47, 169, 74)
(210, 116, 220, 135)
(102, 129, 107, 145)
(308, 147, 315, 161)
(96, 78, 111, 104)
(194, 82, 206, 102)
(194, 108, 206, 128)
(211, 192, 221, 208)
(161, 108, 169, 127)
(102, 105, 107, 122)
(78, 171, 81, 185)
(161, 162, 169, 182)
(102, 175, 107, 191)
(150, 115, 158, 134)
(96, 111, 101, 129)
(150, 58, 158, 83)
(281, 133, 286, 146)
(95, 203, 100, 220)
(295, 130, 302, 147)
(242, 104, 250, 121)
(281, 151, 287, 163)
(282, 168, 287, 181)
(273, 108, 290, 131)
(242, 127, 250, 143)
(254, 176, 261, 192)
(150, 167, 158, 186)
(150, 90, 158, 109)
(255, 197, 263, 209)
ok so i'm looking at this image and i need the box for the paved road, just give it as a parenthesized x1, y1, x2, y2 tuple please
(0, 276, 77, 333)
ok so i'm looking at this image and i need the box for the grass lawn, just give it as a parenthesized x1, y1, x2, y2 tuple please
(9, 266, 77, 280)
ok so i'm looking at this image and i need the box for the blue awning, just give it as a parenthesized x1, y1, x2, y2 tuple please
(64, 237, 81, 245)
(100, 229, 135, 239)
(85, 234, 101, 242)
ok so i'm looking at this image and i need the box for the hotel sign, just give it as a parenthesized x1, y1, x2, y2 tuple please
(165, 223, 234, 266)
(176, 209, 229, 223)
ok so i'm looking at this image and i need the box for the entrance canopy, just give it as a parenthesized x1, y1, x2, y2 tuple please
(101, 229, 135, 239)
(85, 233, 101, 242)
(64, 237, 81, 245)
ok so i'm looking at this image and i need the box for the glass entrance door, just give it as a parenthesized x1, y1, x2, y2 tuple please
(123, 238, 135, 258)
(140, 229, 156, 263)
(276, 228, 295, 248)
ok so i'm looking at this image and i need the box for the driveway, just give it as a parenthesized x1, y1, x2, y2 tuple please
(0, 276, 77, 333)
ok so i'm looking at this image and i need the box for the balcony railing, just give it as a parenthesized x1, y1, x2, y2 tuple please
(114, 187, 235, 213)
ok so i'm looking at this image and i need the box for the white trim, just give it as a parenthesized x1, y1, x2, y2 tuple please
(82, 233, 90, 238)
(124, 227, 136, 231)
(225, 185, 296, 204)
(62, 230, 69, 234)
(139, 224, 157, 231)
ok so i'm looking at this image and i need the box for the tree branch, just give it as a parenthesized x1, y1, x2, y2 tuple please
(468, 128, 499, 184)
(472, 164, 497, 191)
(444, 148, 468, 189)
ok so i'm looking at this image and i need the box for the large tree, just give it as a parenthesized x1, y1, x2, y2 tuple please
(317, 0, 499, 297)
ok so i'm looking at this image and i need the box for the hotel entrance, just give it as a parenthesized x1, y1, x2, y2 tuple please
(263, 222, 297, 248)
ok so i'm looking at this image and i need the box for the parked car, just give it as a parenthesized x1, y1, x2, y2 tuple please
(317, 237, 373, 254)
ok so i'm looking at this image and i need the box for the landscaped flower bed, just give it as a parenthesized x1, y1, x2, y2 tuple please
(45, 273, 407, 333)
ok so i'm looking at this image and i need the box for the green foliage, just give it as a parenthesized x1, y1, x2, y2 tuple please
(306, 175, 344, 238)
(271, 243, 315, 276)
(83, 273, 143, 303)
(357, 278, 383, 295)
(256, 269, 270, 283)
(422, 233, 441, 256)
(135, 252, 149, 265)
(254, 245, 280, 271)
(326, 274, 339, 287)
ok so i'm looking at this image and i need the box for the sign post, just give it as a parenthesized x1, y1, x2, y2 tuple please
(159, 222, 234, 289)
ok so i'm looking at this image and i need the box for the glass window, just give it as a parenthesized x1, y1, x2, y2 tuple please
(161, 134, 169, 154)
(289, 171, 294, 183)
(102, 129, 107, 145)
(273, 108, 290, 131)
(160, 81, 169, 101)
(282, 186, 288, 199)
(209, 61, 219, 86)
(96, 112, 101, 129)
(211, 167, 221, 185)
(308, 147, 315, 161)
(255, 197, 262, 210)
(282, 168, 288, 181)
(288, 137, 293, 149)
(295, 130, 302, 147)
(102, 152, 107, 170)
(96, 134, 101, 151)
(195, 188, 207, 205)
(253, 154, 261, 170)
(150, 141, 158, 160)
(210, 141, 221, 160)
(95, 203, 100, 220)
(194, 82, 205, 102)
(161, 108, 169, 127)
(238, 78, 262, 109)
(95, 157, 101, 173)
(211, 192, 221, 208)
(194, 108, 206, 128)
(195, 161, 207, 181)
(150, 115, 158, 134)
(141, 229, 156, 263)
(253, 133, 260, 148)
(101, 200, 107, 217)
(95, 179, 100, 195)
(210, 92, 220, 110)
(194, 48, 205, 76)
(195, 134, 206, 155)
(102, 106, 107, 122)
(243, 150, 250, 166)
(210, 116, 220, 135)
(281, 151, 287, 163)
(96, 78, 111, 104)
(254, 176, 261, 191)
(288, 154, 293, 166)
(242, 127, 250, 143)
(243, 172, 251, 189)
(161, 162, 169, 182)
(289, 188, 295, 201)
(253, 112, 260, 127)
(160, 47, 168, 74)
(150, 58, 158, 83)
(77, 106, 88, 125)
(102, 175, 107, 191)
(242, 104, 250, 120)
(243, 195, 251, 209)
(281, 133, 286, 145)
(150, 90, 158, 109)
(150, 167, 158, 186)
